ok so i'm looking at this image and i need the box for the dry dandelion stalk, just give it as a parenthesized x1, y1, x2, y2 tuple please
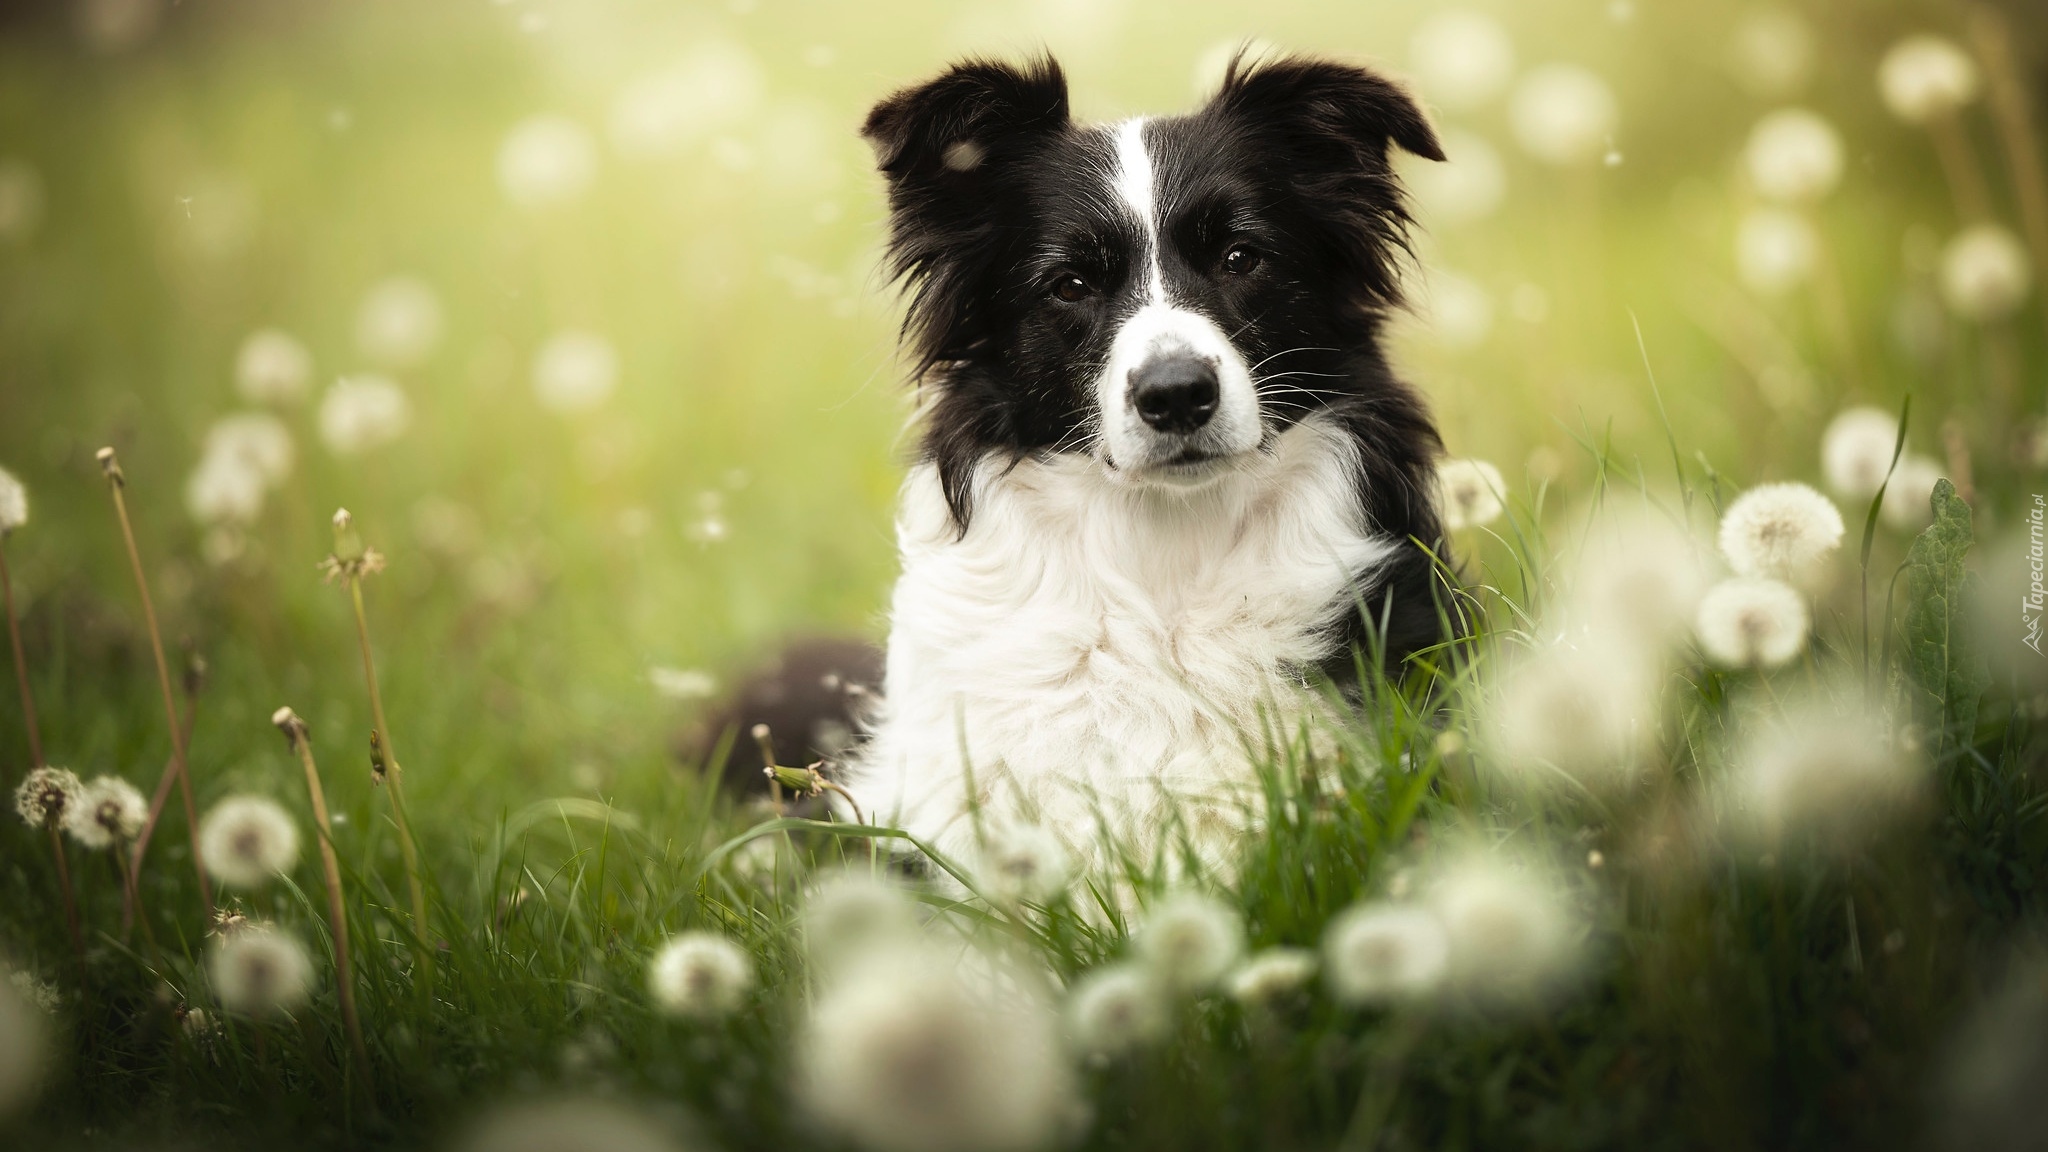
(324, 508, 429, 976)
(96, 448, 213, 925)
(273, 706, 368, 1070)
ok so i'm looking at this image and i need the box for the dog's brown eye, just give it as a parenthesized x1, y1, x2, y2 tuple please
(1222, 246, 1261, 275)
(1052, 274, 1095, 303)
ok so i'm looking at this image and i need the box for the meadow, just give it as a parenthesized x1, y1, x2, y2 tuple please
(1, 0, 2046, 1149)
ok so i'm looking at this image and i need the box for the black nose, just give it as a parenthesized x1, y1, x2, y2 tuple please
(1129, 355, 1220, 434)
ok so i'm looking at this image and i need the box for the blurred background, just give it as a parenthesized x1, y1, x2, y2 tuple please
(0, 0, 2039, 808)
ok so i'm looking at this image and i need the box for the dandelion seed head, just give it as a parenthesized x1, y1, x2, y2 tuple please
(0, 466, 27, 534)
(1067, 963, 1170, 1055)
(800, 871, 919, 966)
(1821, 406, 1902, 498)
(1429, 856, 1578, 999)
(320, 375, 413, 455)
(1879, 35, 1979, 123)
(1939, 225, 2032, 322)
(1880, 455, 1946, 530)
(1135, 891, 1244, 993)
(0, 961, 48, 1119)
(13, 767, 80, 828)
(197, 795, 300, 890)
(451, 1096, 689, 1152)
(1224, 947, 1319, 1008)
(1568, 510, 1710, 643)
(63, 775, 144, 850)
(1409, 11, 1516, 110)
(648, 666, 717, 700)
(1744, 108, 1844, 204)
(1436, 457, 1506, 530)
(498, 115, 597, 208)
(209, 926, 313, 1018)
(1717, 481, 1844, 583)
(205, 413, 295, 486)
(1322, 904, 1449, 1003)
(1736, 207, 1819, 295)
(974, 823, 1072, 906)
(234, 329, 313, 406)
(1487, 638, 1656, 784)
(532, 331, 618, 414)
(1695, 577, 1810, 669)
(1510, 65, 1619, 167)
(1727, 707, 1920, 851)
(7, 970, 59, 1016)
(647, 931, 754, 1019)
(799, 945, 1075, 1152)
(355, 276, 443, 368)
(184, 450, 267, 526)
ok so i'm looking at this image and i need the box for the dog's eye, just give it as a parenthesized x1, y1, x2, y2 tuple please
(1221, 246, 1262, 276)
(1051, 273, 1095, 303)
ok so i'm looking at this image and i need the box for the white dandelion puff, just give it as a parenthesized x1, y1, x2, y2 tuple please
(1135, 891, 1244, 994)
(1744, 109, 1844, 204)
(648, 666, 717, 700)
(1567, 510, 1711, 643)
(1939, 224, 2033, 322)
(1405, 128, 1507, 225)
(452, 1097, 689, 1152)
(1821, 406, 1902, 499)
(1067, 963, 1170, 1055)
(197, 795, 301, 890)
(1429, 856, 1578, 999)
(532, 331, 618, 414)
(1225, 947, 1319, 1008)
(0, 962, 47, 1119)
(1879, 35, 1979, 123)
(209, 926, 314, 1018)
(355, 276, 443, 368)
(234, 329, 313, 406)
(63, 775, 145, 850)
(1736, 207, 1819, 295)
(319, 375, 412, 456)
(7, 971, 58, 1016)
(1717, 482, 1845, 583)
(184, 450, 267, 526)
(204, 413, 295, 486)
(0, 466, 25, 535)
(647, 931, 754, 1020)
(974, 823, 1072, 906)
(1724, 706, 1920, 851)
(1436, 457, 1506, 530)
(1486, 637, 1657, 784)
(1408, 11, 1516, 110)
(498, 115, 597, 208)
(1323, 903, 1450, 1004)
(1510, 65, 1618, 167)
(800, 871, 920, 966)
(798, 945, 1075, 1152)
(1695, 577, 1810, 669)
(12, 766, 79, 828)
(1728, 9, 1813, 97)
(1880, 455, 1946, 530)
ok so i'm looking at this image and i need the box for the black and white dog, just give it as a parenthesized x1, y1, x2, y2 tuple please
(840, 53, 1457, 866)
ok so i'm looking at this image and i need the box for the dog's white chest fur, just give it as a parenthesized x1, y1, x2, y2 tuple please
(846, 417, 1392, 863)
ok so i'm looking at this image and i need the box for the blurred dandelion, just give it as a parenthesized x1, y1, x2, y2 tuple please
(1880, 455, 1946, 529)
(1695, 577, 1810, 669)
(610, 41, 764, 159)
(1436, 457, 1506, 530)
(320, 375, 412, 455)
(1424, 273, 1494, 350)
(1939, 224, 2032, 321)
(1510, 65, 1618, 167)
(1067, 963, 1170, 1054)
(0, 159, 44, 243)
(1717, 482, 1845, 583)
(450, 1097, 691, 1152)
(197, 795, 300, 890)
(0, 963, 46, 1120)
(234, 329, 314, 406)
(63, 774, 145, 851)
(8, 970, 57, 1016)
(532, 331, 619, 414)
(271, 706, 366, 1067)
(209, 925, 314, 1018)
(800, 871, 919, 965)
(973, 822, 1072, 906)
(1135, 891, 1244, 994)
(1821, 406, 1903, 498)
(647, 931, 754, 1020)
(12, 766, 78, 829)
(498, 115, 598, 208)
(1486, 637, 1657, 784)
(648, 666, 717, 700)
(1728, 9, 1813, 97)
(798, 946, 1075, 1152)
(355, 276, 443, 368)
(1225, 948, 1318, 1009)
(1723, 705, 1919, 852)
(206, 414, 295, 485)
(1567, 510, 1710, 643)
(0, 466, 23, 536)
(1745, 109, 1845, 204)
(1429, 855, 1579, 1000)
(1405, 128, 1507, 224)
(1879, 36, 1980, 123)
(1322, 904, 1450, 1004)
(1408, 11, 1516, 110)
(75, 0, 160, 54)
(184, 451, 266, 527)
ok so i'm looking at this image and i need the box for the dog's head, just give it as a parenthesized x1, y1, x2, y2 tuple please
(865, 52, 1444, 528)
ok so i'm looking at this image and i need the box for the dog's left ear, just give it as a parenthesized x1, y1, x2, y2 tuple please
(1208, 54, 1445, 166)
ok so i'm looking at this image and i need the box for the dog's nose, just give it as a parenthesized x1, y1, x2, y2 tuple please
(1129, 355, 1220, 434)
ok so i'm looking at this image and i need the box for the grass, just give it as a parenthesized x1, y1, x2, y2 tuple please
(2, 0, 2047, 1148)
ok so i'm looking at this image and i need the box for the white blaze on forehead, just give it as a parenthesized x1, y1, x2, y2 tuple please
(1112, 118, 1163, 303)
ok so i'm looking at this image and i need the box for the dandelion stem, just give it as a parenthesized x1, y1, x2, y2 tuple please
(128, 692, 197, 936)
(1968, 4, 2048, 340)
(346, 574, 429, 979)
(275, 707, 369, 1072)
(0, 546, 43, 775)
(45, 820, 85, 975)
(96, 448, 213, 924)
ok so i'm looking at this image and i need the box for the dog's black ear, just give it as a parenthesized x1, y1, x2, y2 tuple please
(1209, 54, 1443, 164)
(863, 56, 1071, 190)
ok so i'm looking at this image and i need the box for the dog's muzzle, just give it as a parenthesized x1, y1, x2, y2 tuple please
(1129, 353, 1220, 435)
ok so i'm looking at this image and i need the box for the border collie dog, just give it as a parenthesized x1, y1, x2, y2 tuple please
(842, 53, 1456, 867)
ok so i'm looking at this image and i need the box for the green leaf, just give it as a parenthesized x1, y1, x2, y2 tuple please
(1903, 479, 1989, 746)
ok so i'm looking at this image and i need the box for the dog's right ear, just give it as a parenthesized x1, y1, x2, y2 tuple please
(862, 56, 1070, 193)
